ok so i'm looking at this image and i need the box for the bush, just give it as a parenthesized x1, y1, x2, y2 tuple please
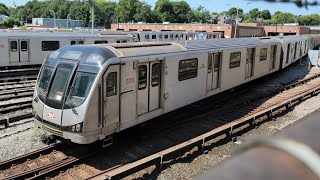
(3, 17, 21, 28)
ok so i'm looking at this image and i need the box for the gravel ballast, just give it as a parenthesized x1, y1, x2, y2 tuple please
(156, 86, 320, 180)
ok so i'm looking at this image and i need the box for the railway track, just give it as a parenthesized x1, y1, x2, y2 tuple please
(0, 80, 35, 128)
(0, 142, 102, 180)
(1, 66, 318, 179)
(84, 72, 320, 179)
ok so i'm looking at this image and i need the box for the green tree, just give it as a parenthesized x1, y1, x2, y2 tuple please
(171, 1, 193, 23)
(116, 0, 141, 23)
(298, 14, 320, 25)
(193, 5, 211, 23)
(69, 1, 90, 26)
(95, 0, 117, 27)
(227, 7, 243, 18)
(0, 3, 9, 16)
(271, 11, 295, 24)
(4, 17, 21, 27)
(134, 2, 153, 22)
(154, 0, 174, 22)
(261, 10, 271, 20)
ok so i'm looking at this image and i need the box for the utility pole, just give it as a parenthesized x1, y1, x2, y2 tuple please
(234, 7, 239, 38)
(91, 0, 94, 34)
(49, 10, 56, 28)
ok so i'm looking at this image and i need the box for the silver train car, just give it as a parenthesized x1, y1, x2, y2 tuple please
(32, 35, 320, 145)
(0, 32, 134, 68)
(0, 31, 220, 68)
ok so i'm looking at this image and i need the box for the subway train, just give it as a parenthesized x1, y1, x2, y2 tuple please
(0, 31, 218, 68)
(32, 34, 320, 145)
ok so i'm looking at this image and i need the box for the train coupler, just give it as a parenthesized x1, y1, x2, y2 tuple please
(40, 134, 57, 145)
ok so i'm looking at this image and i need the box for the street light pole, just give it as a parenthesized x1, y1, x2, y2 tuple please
(234, 7, 239, 38)
(91, 0, 94, 34)
(49, 10, 56, 28)
(67, 14, 70, 28)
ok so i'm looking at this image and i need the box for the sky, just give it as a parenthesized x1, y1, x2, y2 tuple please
(1, 0, 319, 15)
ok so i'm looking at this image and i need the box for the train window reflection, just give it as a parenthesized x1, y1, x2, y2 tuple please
(178, 58, 198, 81)
(66, 72, 96, 107)
(138, 65, 147, 90)
(48, 67, 72, 102)
(106, 72, 117, 97)
(151, 63, 160, 87)
(10, 41, 17, 52)
(21, 41, 28, 51)
(42, 41, 60, 51)
(37, 66, 53, 101)
(229, 52, 241, 69)
(260, 48, 267, 61)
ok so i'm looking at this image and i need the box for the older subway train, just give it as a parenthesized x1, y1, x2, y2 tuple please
(32, 35, 320, 145)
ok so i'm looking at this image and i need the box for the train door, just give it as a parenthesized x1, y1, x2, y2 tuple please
(207, 53, 221, 91)
(246, 48, 255, 78)
(9, 39, 29, 63)
(270, 45, 277, 70)
(103, 65, 120, 128)
(137, 60, 162, 115)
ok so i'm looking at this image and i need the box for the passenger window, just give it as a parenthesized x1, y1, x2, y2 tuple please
(260, 48, 267, 61)
(71, 41, 76, 45)
(178, 58, 198, 81)
(21, 41, 28, 51)
(151, 63, 160, 87)
(79, 41, 84, 44)
(208, 55, 212, 73)
(122, 39, 127, 43)
(42, 41, 60, 51)
(116, 40, 121, 43)
(152, 35, 156, 39)
(138, 65, 147, 90)
(164, 35, 168, 39)
(10, 41, 17, 52)
(106, 72, 117, 97)
(229, 52, 241, 69)
(94, 40, 108, 44)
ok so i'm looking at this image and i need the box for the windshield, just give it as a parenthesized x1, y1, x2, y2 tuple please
(46, 62, 76, 109)
(65, 72, 96, 108)
(37, 66, 54, 102)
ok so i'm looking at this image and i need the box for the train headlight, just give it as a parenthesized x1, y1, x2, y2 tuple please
(76, 124, 81, 132)
(71, 126, 75, 132)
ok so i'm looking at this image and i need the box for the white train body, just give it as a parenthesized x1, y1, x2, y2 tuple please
(0, 31, 220, 68)
(32, 35, 320, 144)
(0, 33, 134, 67)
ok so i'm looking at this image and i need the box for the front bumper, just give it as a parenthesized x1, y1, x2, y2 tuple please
(33, 117, 99, 144)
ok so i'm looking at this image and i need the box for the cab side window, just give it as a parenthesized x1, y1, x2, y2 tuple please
(106, 72, 117, 97)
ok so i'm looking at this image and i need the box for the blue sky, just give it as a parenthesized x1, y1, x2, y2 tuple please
(2, 0, 319, 15)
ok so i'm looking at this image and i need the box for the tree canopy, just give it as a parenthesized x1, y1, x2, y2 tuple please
(1, 0, 319, 27)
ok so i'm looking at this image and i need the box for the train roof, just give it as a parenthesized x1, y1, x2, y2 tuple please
(0, 32, 133, 39)
(92, 42, 187, 57)
(181, 37, 281, 50)
(272, 35, 308, 43)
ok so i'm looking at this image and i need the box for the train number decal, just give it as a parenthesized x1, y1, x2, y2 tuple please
(126, 77, 134, 84)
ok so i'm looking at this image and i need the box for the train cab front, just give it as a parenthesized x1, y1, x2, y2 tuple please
(32, 45, 115, 144)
